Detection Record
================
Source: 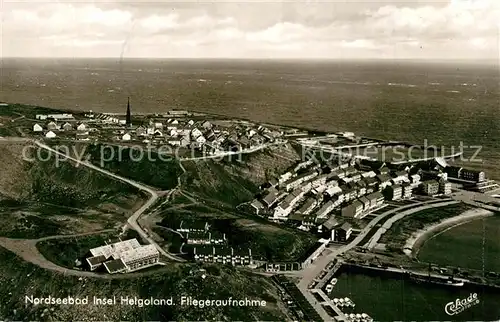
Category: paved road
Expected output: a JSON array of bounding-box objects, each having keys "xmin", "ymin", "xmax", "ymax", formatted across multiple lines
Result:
[
  {"xmin": 452, "ymin": 189, "xmax": 500, "ymax": 211},
  {"xmin": 0, "ymin": 229, "xmax": 173, "ymax": 279},
  {"xmin": 34, "ymin": 141, "xmax": 182, "ymax": 262}
]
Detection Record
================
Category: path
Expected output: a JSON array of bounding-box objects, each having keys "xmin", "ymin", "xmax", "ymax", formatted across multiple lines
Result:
[
  {"xmin": 34, "ymin": 141, "xmax": 182, "ymax": 262},
  {"xmin": 0, "ymin": 229, "xmax": 173, "ymax": 279}
]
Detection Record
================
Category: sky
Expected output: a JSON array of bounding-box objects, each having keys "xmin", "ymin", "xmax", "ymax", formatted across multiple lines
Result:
[{"xmin": 1, "ymin": 0, "xmax": 499, "ymax": 59}]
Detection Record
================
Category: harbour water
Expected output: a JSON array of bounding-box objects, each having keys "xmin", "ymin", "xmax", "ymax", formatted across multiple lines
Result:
[
  {"xmin": 330, "ymin": 270, "xmax": 500, "ymax": 321},
  {"xmin": 418, "ymin": 215, "xmax": 500, "ymax": 272}
]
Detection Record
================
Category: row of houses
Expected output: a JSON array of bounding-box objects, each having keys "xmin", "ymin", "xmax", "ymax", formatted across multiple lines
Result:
[
  {"xmin": 340, "ymin": 191, "xmax": 385, "ymax": 219},
  {"xmin": 341, "ymin": 193, "xmax": 384, "ymax": 219},
  {"xmin": 421, "ymin": 178, "xmax": 452, "ymax": 196},
  {"xmin": 193, "ymin": 246, "xmax": 253, "ymax": 266},
  {"xmin": 257, "ymin": 163, "xmax": 416, "ymax": 224},
  {"xmin": 33, "ymin": 122, "xmax": 88, "ymax": 132},
  {"xmin": 185, "ymin": 231, "xmax": 227, "ymax": 245},
  {"xmin": 105, "ymin": 118, "xmax": 281, "ymax": 151}
]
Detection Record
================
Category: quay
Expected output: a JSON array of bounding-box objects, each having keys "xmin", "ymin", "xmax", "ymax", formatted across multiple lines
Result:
[
  {"xmin": 310, "ymin": 288, "xmax": 348, "ymax": 321},
  {"xmin": 316, "ymin": 260, "xmax": 343, "ymax": 290}
]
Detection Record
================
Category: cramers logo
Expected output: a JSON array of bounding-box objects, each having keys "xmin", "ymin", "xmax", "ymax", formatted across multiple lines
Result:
[{"xmin": 445, "ymin": 293, "xmax": 480, "ymax": 316}]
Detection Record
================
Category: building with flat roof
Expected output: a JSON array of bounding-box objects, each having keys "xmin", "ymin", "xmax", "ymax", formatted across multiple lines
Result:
[
  {"xmin": 439, "ymin": 178, "xmax": 452, "ymax": 195},
  {"xmin": 86, "ymin": 239, "xmax": 160, "ymax": 274},
  {"xmin": 385, "ymin": 184, "xmax": 402, "ymax": 201}
]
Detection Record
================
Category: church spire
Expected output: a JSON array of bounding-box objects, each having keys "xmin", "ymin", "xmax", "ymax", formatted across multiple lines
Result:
[{"xmin": 126, "ymin": 97, "xmax": 131, "ymax": 126}]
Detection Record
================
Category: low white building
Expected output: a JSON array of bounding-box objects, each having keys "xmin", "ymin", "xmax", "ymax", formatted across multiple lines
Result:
[
  {"xmin": 122, "ymin": 133, "xmax": 131, "ymax": 141},
  {"xmin": 86, "ymin": 239, "xmax": 160, "ymax": 274}
]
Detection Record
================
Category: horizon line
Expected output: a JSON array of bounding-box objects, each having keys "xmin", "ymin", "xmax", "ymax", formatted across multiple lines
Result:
[{"xmin": 1, "ymin": 56, "xmax": 498, "ymax": 63}]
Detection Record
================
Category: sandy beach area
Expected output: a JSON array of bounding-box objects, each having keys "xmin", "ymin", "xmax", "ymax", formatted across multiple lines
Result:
[{"xmin": 403, "ymin": 208, "xmax": 494, "ymax": 258}]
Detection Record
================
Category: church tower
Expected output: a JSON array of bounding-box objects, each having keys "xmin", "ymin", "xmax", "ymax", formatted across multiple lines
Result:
[{"xmin": 126, "ymin": 97, "xmax": 131, "ymax": 127}]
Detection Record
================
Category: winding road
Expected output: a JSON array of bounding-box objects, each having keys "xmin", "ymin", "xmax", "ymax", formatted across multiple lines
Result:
[{"xmin": 34, "ymin": 142, "xmax": 174, "ymax": 256}]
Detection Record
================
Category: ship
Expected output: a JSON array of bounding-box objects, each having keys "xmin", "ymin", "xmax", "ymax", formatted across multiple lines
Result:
[
  {"xmin": 409, "ymin": 263, "xmax": 465, "ymax": 287},
  {"xmin": 410, "ymin": 274, "xmax": 464, "ymax": 287}
]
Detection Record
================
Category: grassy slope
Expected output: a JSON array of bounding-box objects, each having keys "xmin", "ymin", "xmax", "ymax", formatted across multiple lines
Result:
[
  {"xmin": 159, "ymin": 143, "xmax": 318, "ymax": 262},
  {"xmin": 0, "ymin": 143, "xmax": 141, "ymax": 238},
  {"xmin": 0, "ymin": 247, "xmax": 286, "ymax": 321},
  {"xmin": 85, "ymin": 144, "xmax": 182, "ymax": 190},
  {"xmin": 182, "ymin": 144, "xmax": 300, "ymax": 207}
]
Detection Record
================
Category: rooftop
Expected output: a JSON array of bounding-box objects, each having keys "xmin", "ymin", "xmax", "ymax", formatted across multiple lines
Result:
[
  {"xmin": 104, "ymin": 258, "xmax": 127, "ymax": 274},
  {"xmin": 90, "ymin": 239, "xmax": 141, "ymax": 259}
]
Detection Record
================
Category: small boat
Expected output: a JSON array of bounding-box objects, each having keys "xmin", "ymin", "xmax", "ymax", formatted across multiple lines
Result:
[
  {"xmin": 325, "ymin": 284, "xmax": 334, "ymax": 293},
  {"xmin": 331, "ymin": 278, "xmax": 338, "ymax": 286}
]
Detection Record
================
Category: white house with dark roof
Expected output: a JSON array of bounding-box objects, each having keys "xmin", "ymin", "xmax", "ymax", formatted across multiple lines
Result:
[
  {"xmin": 62, "ymin": 122, "xmax": 73, "ymax": 131},
  {"xmin": 47, "ymin": 121, "xmax": 58, "ymax": 130},
  {"xmin": 250, "ymin": 199, "xmax": 265, "ymax": 215}
]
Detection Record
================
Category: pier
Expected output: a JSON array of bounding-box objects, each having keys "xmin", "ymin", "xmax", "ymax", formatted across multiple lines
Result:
[{"xmin": 311, "ymin": 288, "xmax": 348, "ymax": 321}]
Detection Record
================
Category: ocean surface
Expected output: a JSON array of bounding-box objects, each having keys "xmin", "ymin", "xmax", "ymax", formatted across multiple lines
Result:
[{"xmin": 1, "ymin": 58, "xmax": 499, "ymax": 178}]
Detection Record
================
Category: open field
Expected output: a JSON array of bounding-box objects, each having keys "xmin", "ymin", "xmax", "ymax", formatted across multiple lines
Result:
[
  {"xmin": 0, "ymin": 247, "xmax": 287, "ymax": 321},
  {"xmin": 85, "ymin": 144, "xmax": 182, "ymax": 190},
  {"xmin": 418, "ymin": 215, "xmax": 500, "ymax": 272}
]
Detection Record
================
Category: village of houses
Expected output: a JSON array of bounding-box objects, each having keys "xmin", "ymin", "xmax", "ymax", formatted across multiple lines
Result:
[
  {"xmin": 248, "ymin": 152, "xmax": 493, "ymax": 266},
  {"xmin": 30, "ymin": 109, "xmax": 285, "ymax": 156},
  {"xmin": 25, "ymin": 108, "xmax": 497, "ymax": 275}
]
